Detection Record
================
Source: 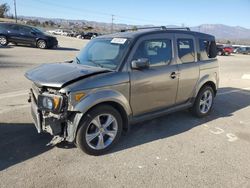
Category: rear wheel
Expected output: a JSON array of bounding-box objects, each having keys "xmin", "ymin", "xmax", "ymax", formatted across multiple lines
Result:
[
  {"xmin": 76, "ymin": 105, "xmax": 123, "ymax": 155},
  {"xmin": 217, "ymin": 51, "xmax": 222, "ymax": 56},
  {"xmin": 191, "ymin": 86, "xmax": 214, "ymax": 117},
  {"xmin": 0, "ymin": 35, "xmax": 8, "ymax": 46},
  {"xmin": 37, "ymin": 39, "xmax": 47, "ymax": 49}
]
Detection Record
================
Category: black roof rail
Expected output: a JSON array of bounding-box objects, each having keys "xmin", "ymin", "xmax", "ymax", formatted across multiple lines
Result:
[
  {"xmin": 120, "ymin": 26, "xmax": 190, "ymax": 32},
  {"xmin": 165, "ymin": 27, "xmax": 191, "ymax": 31},
  {"xmin": 120, "ymin": 26, "xmax": 166, "ymax": 32}
]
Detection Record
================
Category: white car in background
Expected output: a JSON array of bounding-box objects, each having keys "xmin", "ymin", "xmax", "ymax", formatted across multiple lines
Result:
[{"xmin": 47, "ymin": 29, "xmax": 69, "ymax": 36}]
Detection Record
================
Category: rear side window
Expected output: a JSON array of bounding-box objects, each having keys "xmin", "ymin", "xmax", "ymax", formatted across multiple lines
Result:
[
  {"xmin": 0, "ymin": 24, "xmax": 10, "ymax": 30},
  {"xmin": 133, "ymin": 39, "xmax": 172, "ymax": 66},
  {"xmin": 199, "ymin": 39, "xmax": 217, "ymax": 60},
  {"xmin": 177, "ymin": 39, "xmax": 195, "ymax": 63}
]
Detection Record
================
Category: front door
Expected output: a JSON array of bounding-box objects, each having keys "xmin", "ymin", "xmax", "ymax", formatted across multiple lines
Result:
[{"xmin": 129, "ymin": 33, "xmax": 179, "ymax": 116}]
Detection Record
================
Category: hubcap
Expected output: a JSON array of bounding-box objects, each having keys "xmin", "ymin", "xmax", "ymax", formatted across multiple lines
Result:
[
  {"xmin": 38, "ymin": 41, "xmax": 46, "ymax": 48},
  {"xmin": 199, "ymin": 90, "xmax": 213, "ymax": 114},
  {"xmin": 85, "ymin": 114, "xmax": 118, "ymax": 150},
  {"xmin": 0, "ymin": 37, "xmax": 7, "ymax": 45}
]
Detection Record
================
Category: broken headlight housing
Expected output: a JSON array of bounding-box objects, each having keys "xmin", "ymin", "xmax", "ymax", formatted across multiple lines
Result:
[{"xmin": 38, "ymin": 94, "xmax": 63, "ymax": 113}]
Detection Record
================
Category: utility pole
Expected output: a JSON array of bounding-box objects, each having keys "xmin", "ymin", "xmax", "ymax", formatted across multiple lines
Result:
[
  {"xmin": 111, "ymin": 14, "xmax": 114, "ymax": 33},
  {"xmin": 13, "ymin": 0, "xmax": 17, "ymax": 23}
]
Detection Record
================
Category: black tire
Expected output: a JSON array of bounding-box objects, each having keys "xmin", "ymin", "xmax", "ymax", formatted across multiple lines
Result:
[
  {"xmin": 37, "ymin": 39, "xmax": 47, "ymax": 49},
  {"xmin": 191, "ymin": 86, "xmax": 214, "ymax": 118},
  {"xmin": 76, "ymin": 105, "xmax": 123, "ymax": 155},
  {"xmin": 0, "ymin": 35, "xmax": 8, "ymax": 46}
]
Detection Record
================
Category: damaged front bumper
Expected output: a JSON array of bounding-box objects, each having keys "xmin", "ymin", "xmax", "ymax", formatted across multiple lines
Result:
[{"xmin": 29, "ymin": 89, "xmax": 68, "ymax": 145}]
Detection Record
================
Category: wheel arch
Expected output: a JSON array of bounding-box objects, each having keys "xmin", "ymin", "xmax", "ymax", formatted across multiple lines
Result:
[
  {"xmin": 196, "ymin": 80, "xmax": 217, "ymax": 98},
  {"xmin": 66, "ymin": 90, "xmax": 132, "ymax": 142},
  {"xmin": 194, "ymin": 74, "xmax": 218, "ymax": 99}
]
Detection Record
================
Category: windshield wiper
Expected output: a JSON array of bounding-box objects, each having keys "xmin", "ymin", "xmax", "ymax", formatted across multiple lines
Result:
[
  {"xmin": 88, "ymin": 59, "xmax": 104, "ymax": 68},
  {"xmin": 75, "ymin": 57, "xmax": 80, "ymax": 64}
]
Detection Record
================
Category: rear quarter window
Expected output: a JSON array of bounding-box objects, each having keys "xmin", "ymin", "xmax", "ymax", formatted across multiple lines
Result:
[{"xmin": 199, "ymin": 39, "xmax": 217, "ymax": 60}]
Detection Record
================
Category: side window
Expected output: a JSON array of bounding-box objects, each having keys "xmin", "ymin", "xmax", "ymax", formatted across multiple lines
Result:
[
  {"xmin": 199, "ymin": 39, "xmax": 217, "ymax": 60},
  {"xmin": 19, "ymin": 26, "xmax": 31, "ymax": 33},
  {"xmin": 177, "ymin": 39, "xmax": 195, "ymax": 63},
  {"xmin": 10, "ymin": 25, "xmax": 20, "ymax": 31},
  {"xmin": 133, "ymin": 39, "xmax": 172, "ymax": 66}
]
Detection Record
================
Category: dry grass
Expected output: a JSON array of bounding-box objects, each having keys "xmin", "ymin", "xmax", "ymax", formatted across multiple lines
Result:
[{"xmin": 0, "ymin": 18, "xmax": 19, "ymax": 23}]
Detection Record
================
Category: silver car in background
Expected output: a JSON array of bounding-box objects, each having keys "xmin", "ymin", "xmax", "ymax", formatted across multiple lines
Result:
[{"xmin": 25, "ymin": 27, "xmax": 219, "ymax": 155}]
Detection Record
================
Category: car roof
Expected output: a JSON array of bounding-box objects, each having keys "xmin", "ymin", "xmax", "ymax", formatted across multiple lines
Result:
[
  {"xmin": 98, "ymin": 28, "xmax": 215, "ymax": 40},
  {"xmin": 0, "ymin": 22, "xmax": 34, "ymax": 28}
]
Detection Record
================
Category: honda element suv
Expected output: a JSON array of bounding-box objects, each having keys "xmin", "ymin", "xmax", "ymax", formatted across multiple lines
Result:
[{"xmin": 25, "ymin": 27, "xmax": 219, "ymax": 155}]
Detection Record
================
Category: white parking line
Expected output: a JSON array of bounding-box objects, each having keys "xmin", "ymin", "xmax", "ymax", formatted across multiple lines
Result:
[
  {"xmin": 0, "ymin": 90, "xmax": 27, "ymax": 100},
  {"xmin": 242, "ymin": 74, "xmax": 250, "ymax": 80},
  {"xmin": 0, "ymin": 104, "xmax": 30, "ymax": 114}
]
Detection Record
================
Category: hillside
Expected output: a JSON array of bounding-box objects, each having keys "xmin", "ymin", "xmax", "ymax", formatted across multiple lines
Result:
[{"xmin": 2, "ymin": 16, "xmax": 250, "ymax": 42}]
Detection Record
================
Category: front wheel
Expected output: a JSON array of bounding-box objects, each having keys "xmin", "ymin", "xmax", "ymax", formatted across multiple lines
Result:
[
  {"xmin": 0, "ymin": 35, "xmax": 8, "ymax": 46},
  {"xmin": 37, "ymin": 39, "xmax": 47, "ymax": 49},
  {"xmin": 191, "ymin": 86, "xmax": 214, "ymax": 117},
  {"xmin": 76, "ymin": 105, "xmax": 123, "ymax": 155}
]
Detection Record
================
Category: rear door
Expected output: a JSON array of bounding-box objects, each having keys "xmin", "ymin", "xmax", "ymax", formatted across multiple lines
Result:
[
  {"xmin": 6, "ymin": 25, "xmax": 21, "ymax": 42},
  {"xmin": 175, "ymin": 34, "xmax": 199, "ymax": 104}
]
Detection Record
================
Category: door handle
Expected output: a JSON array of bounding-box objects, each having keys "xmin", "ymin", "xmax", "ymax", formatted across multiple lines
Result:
[{"xmin": 170, "ymin": 72, "xmax": 178, "ymax": 79}]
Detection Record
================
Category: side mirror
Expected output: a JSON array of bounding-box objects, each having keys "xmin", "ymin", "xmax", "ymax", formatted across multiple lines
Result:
[{"xmin": 131, "ymin": 58, "xmax": 149, "ymax": 69}]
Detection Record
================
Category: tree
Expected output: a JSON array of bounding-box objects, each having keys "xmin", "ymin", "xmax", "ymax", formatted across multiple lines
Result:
[{"xmin": 0, "ymin": 3, "xmax": 10, "ymax": 18}]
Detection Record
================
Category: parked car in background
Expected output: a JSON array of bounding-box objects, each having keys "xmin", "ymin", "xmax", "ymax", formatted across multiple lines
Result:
[
  {"xmin": 25, "ymin": 27, "xmax": 219, "ymax": 155},
  {"xmin": 216, "ymin": 44, "xmax": 233, "ymax": 55},
  {"xmin": 237, "ymin": 47, "xmax": 250, "ymax": 55},
  {"xmin": 76, "ymin": 32, "xmax": 85, "ymax": 39},
  {"xmin": 0, "ymin": 23, "xmax": 58, "ymax": 49},
  {"xmin": 68, "ymin": 30, "xmax": 79, "ymax": 37},
  {"xmin": 51, "ymin": 29, "xmax": 68, "ymax": 36},
  {"xmin": 232, "ymin": 46, "xmax": 241, "ymax": 53},
  {"xmin": 83, "ymin": 32, "xmax": 99, "ymax": 39}
]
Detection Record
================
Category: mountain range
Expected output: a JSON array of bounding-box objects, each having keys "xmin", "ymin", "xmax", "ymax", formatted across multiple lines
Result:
[{"xmin": 19, "ymin": 16, "xmax": 250, "ymax": 40}]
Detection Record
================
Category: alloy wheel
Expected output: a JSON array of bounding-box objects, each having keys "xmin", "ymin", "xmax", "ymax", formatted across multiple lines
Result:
[
  {"xmin": 199, "ymin": 90, "xmax": 213, "ymax": 114},
  {"xmin": 85, "ymin": 114, "xmax": 118, "ymax": 150},
  {"xmin": 0, "ymin": 36, "xmax": 7, "ymax": 45}
]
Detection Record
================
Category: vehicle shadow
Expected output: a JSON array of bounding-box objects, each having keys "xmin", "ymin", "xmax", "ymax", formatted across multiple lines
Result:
[
  {"xmin": 2, "ymin": 44, "xmax": 79, "ymax": 51},
  {"xmin": 0, "ymin": 45, "xmax": 13, "ymax": 49},
  {"xmin": 111, "ymin": 87, "xmax": 250, "ymax": 154},
  {"xmin": 51, "ymin": 47, "xmax": 79, "ymax": 51},
  {"xmin": 0, "ymin": 87, "xmax": 249, "ymax": 170},
  {"xmin": 0, "ymin": 123, "xmax": 52, "ymax": 171}
]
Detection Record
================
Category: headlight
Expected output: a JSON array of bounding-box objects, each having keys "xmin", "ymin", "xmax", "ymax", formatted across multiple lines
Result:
[
  {"xmin": 42, "ymin": 97, "xmax": 53, "ymax": 110},
  {"xmin": 38, "ymin": 94, "xmax": 63, "ymax": 113}
]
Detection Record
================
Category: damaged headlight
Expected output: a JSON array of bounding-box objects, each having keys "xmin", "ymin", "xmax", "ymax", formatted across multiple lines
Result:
[{"xmin": 38, "ymin": 94, "xmax": 63, "ymax": 113}]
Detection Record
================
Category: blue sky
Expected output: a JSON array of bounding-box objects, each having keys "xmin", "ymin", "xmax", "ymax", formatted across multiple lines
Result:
[{"xmin": 3, "ymin": 0, "xmax": 250, "ymax": 28}]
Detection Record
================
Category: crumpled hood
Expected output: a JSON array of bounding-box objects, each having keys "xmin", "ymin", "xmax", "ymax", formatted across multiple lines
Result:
[{"xmin": 25, "ymin": 62, "xmax": 111, "ymax": 88}]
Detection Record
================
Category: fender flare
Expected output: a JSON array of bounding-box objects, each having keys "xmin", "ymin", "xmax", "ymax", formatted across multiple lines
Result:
[
  {"xmin": 66, "ymin": 89, "xmax": 132, "ymax": 142},
  {"xmin": 193, "ymin": 74, "xmax": 218, "ymax": 98}
]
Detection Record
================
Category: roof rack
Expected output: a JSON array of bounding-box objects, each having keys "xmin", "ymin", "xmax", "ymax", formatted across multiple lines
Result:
[{"xmin": 120, "ymin": 26, "xmax": 190, "ymax": 32}]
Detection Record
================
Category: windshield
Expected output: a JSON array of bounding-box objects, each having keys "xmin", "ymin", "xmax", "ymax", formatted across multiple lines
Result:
[{"xmin": 75, "ymin": 38, "xmax": 130, "ymax": 70}]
